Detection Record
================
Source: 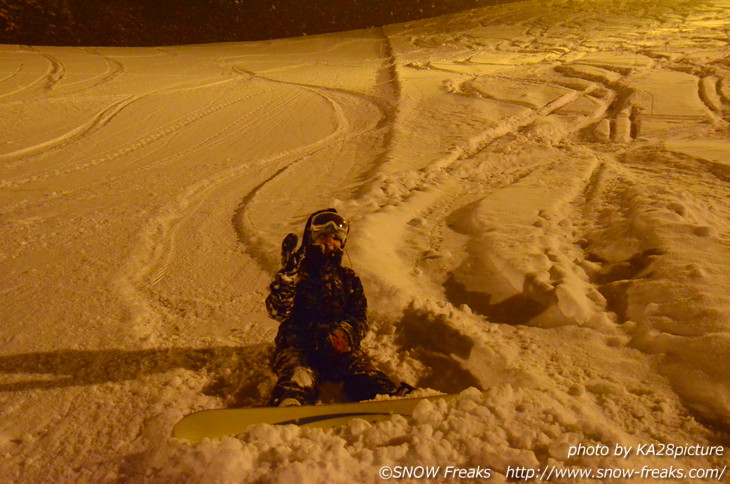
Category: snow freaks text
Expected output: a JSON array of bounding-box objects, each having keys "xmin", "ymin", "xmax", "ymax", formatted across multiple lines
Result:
[
  {"xmin": 377, "ymin": 443, "xmax": 726, "ymax": 480},
  {"xmin": 379, "ymin": 466, "xmax": 490, "ymax": 480}
]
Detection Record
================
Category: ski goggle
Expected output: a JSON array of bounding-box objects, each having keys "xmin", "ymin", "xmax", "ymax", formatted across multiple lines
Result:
[{"xmin": 310, "ymin": 212, "xmax": 349, "ymax": 241}]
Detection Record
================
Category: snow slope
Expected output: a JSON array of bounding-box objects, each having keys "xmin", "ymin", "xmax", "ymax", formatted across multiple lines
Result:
[{"xmin": 1, "ymin": 0, "xmax": 729, "ymax": 481}]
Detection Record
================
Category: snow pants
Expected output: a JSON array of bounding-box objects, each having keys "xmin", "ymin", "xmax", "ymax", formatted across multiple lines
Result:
[{"xmin": 269, "ymin": 344, "xmax": 397, "ymax": 406}]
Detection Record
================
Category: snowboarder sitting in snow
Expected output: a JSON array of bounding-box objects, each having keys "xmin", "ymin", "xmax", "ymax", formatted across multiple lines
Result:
[{"xmin": 266, "ymin": 208, "xmax": 407, "ymax": 406}]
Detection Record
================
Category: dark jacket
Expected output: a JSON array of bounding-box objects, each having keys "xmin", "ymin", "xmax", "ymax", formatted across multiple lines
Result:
[{"xmin": 266, "ymin": 248, "xmax": 368, "ymax": 357}]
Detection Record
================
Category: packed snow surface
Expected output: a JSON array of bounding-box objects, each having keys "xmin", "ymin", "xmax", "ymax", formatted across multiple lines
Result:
[{"xmin": 1, "ymin": 0, "xmax": 730, "ymax": 481}]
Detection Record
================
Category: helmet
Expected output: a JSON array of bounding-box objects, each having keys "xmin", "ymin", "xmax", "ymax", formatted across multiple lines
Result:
[{"xmin": 303, "ymin": 208, "xmax": 350, "ymax": 248}]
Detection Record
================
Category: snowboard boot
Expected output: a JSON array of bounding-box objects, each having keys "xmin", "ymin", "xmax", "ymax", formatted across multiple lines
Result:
[
  {"xmin": 392, "ymin": 382, "xmax": 415, "ymax": 397},
  {"xmin": 278, "ymin": 397, "xmax": 302, "ymax": 407}
]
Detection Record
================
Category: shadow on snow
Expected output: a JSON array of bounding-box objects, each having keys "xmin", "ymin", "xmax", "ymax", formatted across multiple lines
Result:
[{"xmin": 0, "ymin": 345, "xmax": 275, "ymax": 405}]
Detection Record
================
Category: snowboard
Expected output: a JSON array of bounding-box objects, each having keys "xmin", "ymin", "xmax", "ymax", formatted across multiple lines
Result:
[{"xmin": 173, "ymin": 393, "xmax": 459, "ymax": 442}]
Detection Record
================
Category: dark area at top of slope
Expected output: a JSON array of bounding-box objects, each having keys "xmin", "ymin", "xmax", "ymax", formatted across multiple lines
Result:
[{"xmin": 1, "ymin": 0, "xmax": 515, "ymax": 47}]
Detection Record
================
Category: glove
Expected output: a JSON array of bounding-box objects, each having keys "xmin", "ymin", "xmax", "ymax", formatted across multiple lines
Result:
[
  {"xmin": 281, "ymin": 233, "xmax": 303, "ymax": 274},
  {"xmin": 326, "ymin": 328, "xmax": 352, "ymax": 355}
]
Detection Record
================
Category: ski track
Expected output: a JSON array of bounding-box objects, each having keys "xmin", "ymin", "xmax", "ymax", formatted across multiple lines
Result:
[
  {"xmin": 207, "ymin": 0, "xmax": 727, "ymax": 401},
  {"xmin": 232, "ymin": 35, "xmax": 398, "ymax": 273},
  {"xmin": 0, "ymin": 50, "xmax": 69, "ymax": 100},
  {"xmin": 0, "ymin": 76, "xmax": 274, "ymax": 207},
  {"xmin": 0, "ymin": 64, "xmax": 22, "ymax": 85},
  {"xmin": 38, "ymin": 53, "xmax": 66, "ymax": 91},
  {"xmin": 329, "ymin": 0, "xmax": 730, "ymax": 402},
  {"xmin": 119, "ymin": 75, "xmax": 384, "ymax": 344},
  {"xmin": 0, "ymin": 94, "xmax": 139, "ymax": 165},
  {"xmin": 0, "ymin": 52, "xmax": 54, "ymax": 101},
  {"xmin": 52, "ymin": 52, "xmax": 126, "ymax": 95}
]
